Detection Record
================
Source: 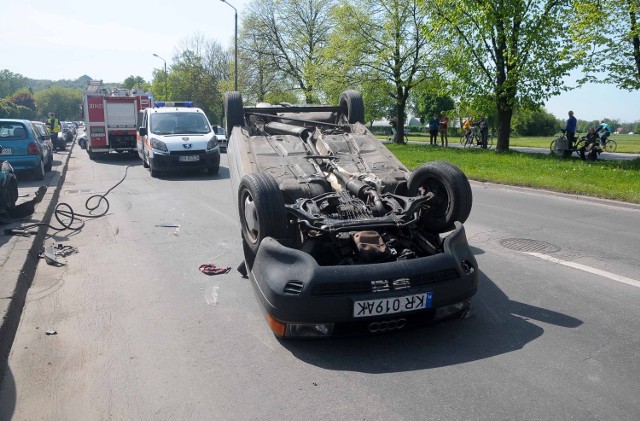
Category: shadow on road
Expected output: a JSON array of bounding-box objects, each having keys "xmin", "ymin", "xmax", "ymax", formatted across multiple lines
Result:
[
  {"xmin": 282, "ymin": 272, "xmax": 582, "ymax": 373},
  {"xmin": 0, "ymin": 365, "xmax": 16, "ymax": 420}
]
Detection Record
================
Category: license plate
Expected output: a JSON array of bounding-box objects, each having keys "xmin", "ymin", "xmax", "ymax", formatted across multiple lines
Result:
[
  {"xmin": 353, "ymin": 292, "xmax": 433, "ymax": 318},
  {"xmin": 1, "ymin": 148, "xmax": 12, "ymax": 155},
  {"xmin": 179, "ymin": 155, "xmax": 200, "ymax": 162}
]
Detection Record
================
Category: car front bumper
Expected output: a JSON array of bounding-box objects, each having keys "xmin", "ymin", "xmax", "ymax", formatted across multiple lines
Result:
[
  {"xmin": 149, "ymin": 149, "xmax": 220, "ymax": 171},
  {"xmin": 249, "ymin": 223, "xmax": 478, "ymax": 337}
]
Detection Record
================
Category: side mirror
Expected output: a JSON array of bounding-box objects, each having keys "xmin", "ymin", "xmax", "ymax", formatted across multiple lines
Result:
[{"xmin": 139, "ymin": 127, "xmax": 147, "ymax": 136}]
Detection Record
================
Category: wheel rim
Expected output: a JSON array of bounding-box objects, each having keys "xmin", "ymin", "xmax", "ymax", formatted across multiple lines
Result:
[
  {"xmin": 242, "ymin": 191, "xmax": 259, "ymax": 243},
  {"xmin": 422, "ymin": 178, "xmax": 449, "ymax": 218}
]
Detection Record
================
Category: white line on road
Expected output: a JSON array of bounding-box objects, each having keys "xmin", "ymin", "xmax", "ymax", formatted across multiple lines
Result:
[{"xmin": 526, "ymin": 252, "xmax": 640, "ymax": 289}]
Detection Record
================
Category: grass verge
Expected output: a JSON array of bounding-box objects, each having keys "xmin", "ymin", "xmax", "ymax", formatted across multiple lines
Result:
[{"xmin": 386, "ymin": 143, "xmax": 640, "ymax": 204}]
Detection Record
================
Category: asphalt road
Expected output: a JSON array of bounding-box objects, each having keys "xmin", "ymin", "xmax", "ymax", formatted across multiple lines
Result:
[{"xmin": 1, "ymin": 144, "xmax": 639, "ymax": 420}]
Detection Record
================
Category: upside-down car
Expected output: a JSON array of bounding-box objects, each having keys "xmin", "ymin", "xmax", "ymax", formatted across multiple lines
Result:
[{"xmin": 224, "ymin": 90, "xmax": 478, "ymax": 338}]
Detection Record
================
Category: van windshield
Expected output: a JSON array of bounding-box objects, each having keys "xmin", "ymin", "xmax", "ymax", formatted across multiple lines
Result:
[{"xmin": 150, "ymin": 113, "xmax": 211, "ymax": 135}]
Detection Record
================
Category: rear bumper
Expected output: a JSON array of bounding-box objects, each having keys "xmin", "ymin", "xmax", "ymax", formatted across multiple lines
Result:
[{"xmin": 249, "ymin": 223, "xmax": 478, "ymax": 335}]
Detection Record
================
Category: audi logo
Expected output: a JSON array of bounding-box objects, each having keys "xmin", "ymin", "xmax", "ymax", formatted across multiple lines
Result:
[{"xmin": 368, "ymin": 318, "xmax": 407, "ymax": 333}]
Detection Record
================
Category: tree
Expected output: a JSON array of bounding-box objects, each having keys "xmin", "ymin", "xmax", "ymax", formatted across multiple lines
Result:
[
  {"xmin": 327, "ymin": 0, "xmax": 436, "ymax": 144},
  {"xmin": 424, "ymin": 0, "xmax": 582, "ymax": 151},
  {"xmin": 167, "ymin": 33, "xmax": 231, "ymax": 124},
  {"xmin": 0, "ymin": 69, "xmax": 28, "ymax": 98},
  {"xmin": 242, "ymin": 0, "xmax": 335, "ymax": 104},
  {"xmin": 123, "ymin": 75, "xmax": 147, "ymax": 91},
  {"xmin": 34, "ymin": 86, "xmax": 83, "ymax": 121},
  {"xmin": 8, "ymin": 89, "xmax": 37, "ymax": 113},
  {"xmin": 573, "ymin": 0, "xmax": 640, "ymax": 90}
]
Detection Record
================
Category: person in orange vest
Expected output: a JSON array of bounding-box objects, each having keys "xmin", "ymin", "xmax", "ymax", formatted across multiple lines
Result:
[{"xmin": 47, "ymin": 112, "xmax": 63, "ymax": 151}]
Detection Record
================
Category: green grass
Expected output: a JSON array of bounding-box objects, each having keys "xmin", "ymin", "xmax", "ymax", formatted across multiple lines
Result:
[{"xmin": 385, "ymin": 143, "xmax": 640, "ymax": 204}]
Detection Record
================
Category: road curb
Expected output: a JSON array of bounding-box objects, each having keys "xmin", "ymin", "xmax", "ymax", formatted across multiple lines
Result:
[{"xmin": 0, "ymin": 142, "xmax": 74, "ymax": 385}]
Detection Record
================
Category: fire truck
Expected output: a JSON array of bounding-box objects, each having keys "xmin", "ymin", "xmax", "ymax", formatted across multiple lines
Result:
[{"xmin": 82, "ymin": 80, "xmax": 151, "ymax": 159}]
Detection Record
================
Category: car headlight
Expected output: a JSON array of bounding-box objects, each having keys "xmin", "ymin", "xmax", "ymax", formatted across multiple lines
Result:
[
  {"xmin": 150, "ymin": 137, "xmax": 168, "ymax": 152},
  {"xmin": 207, "ymin": 136, "xmax": 218, "ymax": 151}
]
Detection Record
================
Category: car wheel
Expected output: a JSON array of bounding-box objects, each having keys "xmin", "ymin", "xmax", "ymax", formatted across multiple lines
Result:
[
  {"xmin": 208, "ymin": 165, "xmax": 219, "ymax": 175},
  {"xmin": 1, "ymin": 179, "xmax": 18, "ymax": 212},
  {"xmin": 340, "ymin": 90, "xmax": 365, "ymax": 124},
  {"xmin": 238, "ymin": 173, "xmax": 288, "ymax": 260},
  {"xmin": 33, "ymin": 159, "xmax": 45, "ymax": 181},
  {"xmin": 44, "ymin": 155, "xmax": 53, "ymax": 172},
  {"xmin": 142, "ymin": 153, "xmax": 149, "ymax": 168},
  {"xmin": 224, "ymin": 91, "xmax": 244, "ymax": 139},
  {"xmin": 408, "ymin": 161, "xmax": 473, "ymax": 233}
]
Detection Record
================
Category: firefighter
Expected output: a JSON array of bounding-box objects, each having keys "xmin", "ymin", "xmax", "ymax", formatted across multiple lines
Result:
[{"xmin": 47, "ymin": 112, "xmax": 63, "ymax": 151}]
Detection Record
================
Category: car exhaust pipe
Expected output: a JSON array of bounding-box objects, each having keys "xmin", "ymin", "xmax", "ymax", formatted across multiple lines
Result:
[{"xmin": 264, "ymin": 122, "xmax": 311, "ymax": 141}]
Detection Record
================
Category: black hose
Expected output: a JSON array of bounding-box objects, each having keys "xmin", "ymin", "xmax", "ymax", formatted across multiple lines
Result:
[{"xmin": 15, "ymin": 165, "xmax": 132, "ymax": 234}]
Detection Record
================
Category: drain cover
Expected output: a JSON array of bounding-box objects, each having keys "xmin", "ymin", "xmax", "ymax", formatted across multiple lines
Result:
[{"xmin": 499, "ymin": 238, "xmax": 561, "ymax": 253}]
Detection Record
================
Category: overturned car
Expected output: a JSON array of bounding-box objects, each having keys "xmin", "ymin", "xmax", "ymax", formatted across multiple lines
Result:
[{"xmin": 224, "ymin": 90, "xmax": 478, "ymax": 338}]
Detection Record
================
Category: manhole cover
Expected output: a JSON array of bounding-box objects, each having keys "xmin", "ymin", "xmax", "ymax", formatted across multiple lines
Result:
[{"xmin": 499, "ymin": 238, "xmax": 561, "ymax": 253}]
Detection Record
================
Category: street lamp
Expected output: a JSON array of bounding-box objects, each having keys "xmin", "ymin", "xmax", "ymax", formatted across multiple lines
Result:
[
  {"xmin": 220, "ymin": 0, "xmax": 238, "ymax": 91},
  {"xmin": 152, "ymin": 53, "xmax": 168, "ymax": 101}
]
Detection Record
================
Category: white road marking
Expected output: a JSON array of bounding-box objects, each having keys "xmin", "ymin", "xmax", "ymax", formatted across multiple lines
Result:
[{"xmin": 526, "ymin": 252, "xmax": 640, "ymax": 289}]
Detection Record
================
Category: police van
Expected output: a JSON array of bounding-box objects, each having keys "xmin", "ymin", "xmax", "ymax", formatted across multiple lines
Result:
[{"xmin": 137, "ymin": 102, "xmax": 220, "ymax": 177}]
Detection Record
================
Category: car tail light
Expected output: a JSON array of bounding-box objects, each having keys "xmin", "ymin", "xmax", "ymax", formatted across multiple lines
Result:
[{"xmin": 27, "ymin": 142, "xmax": 39, "ymax": 155}]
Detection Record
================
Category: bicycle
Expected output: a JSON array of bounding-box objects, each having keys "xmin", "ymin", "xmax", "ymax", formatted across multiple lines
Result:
[
  {"xmin": 460, "ymin": 126, "xmax": 493, "ymax": 149},
  {"xmin": 600, "ymin": 136, "xmax": 617, "ymax": 152},
  {"xmin": 550, "ymin": 130, "xmax": 580, "ymax": 158}
]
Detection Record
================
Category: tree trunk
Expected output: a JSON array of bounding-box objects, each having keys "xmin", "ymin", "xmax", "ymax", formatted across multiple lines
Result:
[
  {"xmin": 496, "ymin": 99, "xmax": 513, "ymax": 152},
  {"xmin": 395, "ymin": 84, "xmax": 407, "ymax": 144}
]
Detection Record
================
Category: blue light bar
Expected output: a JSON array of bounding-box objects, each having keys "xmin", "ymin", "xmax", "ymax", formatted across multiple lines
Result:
[{"xmin": 154, "ymin": 101, "xmax": 193, "ymax": 108}]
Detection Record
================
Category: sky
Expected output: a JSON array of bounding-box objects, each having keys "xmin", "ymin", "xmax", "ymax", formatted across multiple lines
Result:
[{"xmin": 2, "ymin": 0, "xmax": 639, "ymax": 123}]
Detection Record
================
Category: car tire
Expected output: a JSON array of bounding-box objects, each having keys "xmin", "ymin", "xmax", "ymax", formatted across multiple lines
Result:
[
  {"xmin": 44, "ymin": 155, "xmax": 53, "ymax": 172},
  {"xmin": 238, "ymin": 173, "xmax": 288, "ymax": 260},
  {"xmin": 224, "ymin": 91, "xmax": 244, "ymax": 139},
  {"xmin": 33, "ymin": 159, "xmax": 45, "ymax": 181},
  {"xmin": 1, "ymin": 178, "xmax": 18, "ymax": 212},
  {"xmin": 408, "ymin": 161, "xmax": 473, "ymax": 233},
  {"xmin": 340, "ymin": 90, "xmax": 365, "ymax": 124}
]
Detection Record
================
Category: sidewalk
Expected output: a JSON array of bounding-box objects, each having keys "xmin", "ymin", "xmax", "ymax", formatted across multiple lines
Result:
[{"xmin": 0, "ymin": 143, "xmax": 73, "ymax": 381}]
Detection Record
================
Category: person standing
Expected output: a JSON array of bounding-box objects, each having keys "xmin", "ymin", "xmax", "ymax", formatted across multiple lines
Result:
[
  {"xmin": 428, "ymin": 113, "xmax": 440, "ymax": 146},
  {"xmin": 47, "ymin": 112, "xmax": 62, "ymax": 151},
  {"xmin": 478, "ymin": 116, "xmax": 489, "ymax": 148},
  {"xmin": 565, "ymin": 110, "xmax": 577, "ymax": 149},
  {"xmin": 439, "ymin": 113, "xmax": 449, "ymax": 147}
]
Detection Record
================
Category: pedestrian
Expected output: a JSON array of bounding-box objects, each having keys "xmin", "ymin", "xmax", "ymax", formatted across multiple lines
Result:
[
  {"xmin": 428, "ymin": 113, "xmax": 439, "ymax": 146},
  {"xmin": 47, "ymin": 112, "xmax": 62, "ymax": 151},
  {"xmin": 439, "ymin": 112, "xmax": 449, "ymax": 147},
  {"xmin": 478, "ymin": 116, "xmax": 489, "ymax": 148},
  {"xmin": 565, "ymin": 110, "xmax": 577, "ymax": 149}
]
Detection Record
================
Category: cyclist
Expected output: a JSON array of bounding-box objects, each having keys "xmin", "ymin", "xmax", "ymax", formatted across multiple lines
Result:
[
  {"xmin": 578, "ymin": 127, "xmax": 602, "ymax": 161},
  {"xmin": 595, "ymin": 121, "xmax": 611, "ymax": 148},
  {"xmin": 462, "ymin": 118, "xmax": 474, "ymax": 143}
]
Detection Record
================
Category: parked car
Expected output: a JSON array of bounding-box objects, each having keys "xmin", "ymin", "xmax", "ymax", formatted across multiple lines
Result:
[
  {"xmin": 0, "ymin": 119, "xmax": 53, "ymax": 180},
  {"xmin": 224, "ymin": 90, "xmax": 478, "ymax": 338},
  {"xmin": 212, "ymin": 125, "xmax": 227, "ymax": 152},
  {"xmin": 31, "ymin": 121, "xmax": 55, "ymax": 167},
  {"xmin": 0, "ymin": 161, "xmax": 18, "ymax": 216}
]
